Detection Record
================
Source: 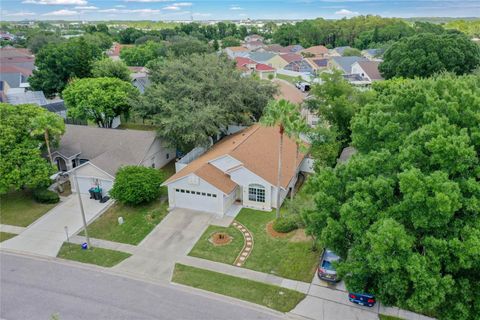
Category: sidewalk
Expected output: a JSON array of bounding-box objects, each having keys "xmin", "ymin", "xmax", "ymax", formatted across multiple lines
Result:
[{"xmin": 0, "ymin": 224, "xmax": 25, "ymax": 234}]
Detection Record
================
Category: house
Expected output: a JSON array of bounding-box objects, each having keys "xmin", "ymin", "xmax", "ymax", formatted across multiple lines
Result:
[
  {"xmin": 361, "ymin": 48, "xmax": 384, "ymax": 61},
  {"xmin": 107, "ymin": 42, "xmax": 133, "ymax": 61},
  {"xmin": 225, "ymin": 46, "xmax": 250, "ymax": 59},
  {"xmin": 279, "ymin": 53, "xmax": 303, "ymax": 65},
  {"xmin": 331, "ymin": 46, "xmax": 352, "ymax": 56},
  {"xmin": 0, "ymin": 47, "xmax": 35, "ymax": 89},
  {"xmin": 301, "ymin": 45, "xmax": 329, "ymax": 58},
  {"xmin": 52, "ymin": 125, "xmax": 175, "ymax": 195},
  {"xmin": 244, "ymin": 40, "xmax": 265, "ymax": 51},
  {"xmin": 351, "ymin": 61, "xmax": 384, "ymax": 83},
  {"xmin": 265, "ymin": 44, "xmax": 304, "ymax": 54},
  {"xmin": 0, "ymin": 65, "xmax": 32, "ymax": 89},
  {"xmin": 235, "ymin": 57, "xmax": 276, "ymax": 79},
  {"xmin": 163, "ymin": 124, "xmax": 309, "ymax": 215},
  {"xmin": 245, "ymin": 34, "xmax": 264, "ymax": 42},
  {"xmin": 304, "ymin": 58, "xmax": 329, "ymax": 73},
  {"xmin": 329, "ymin": 56, "xmax": 368, "ymax": 74},
  {"xmin": 284, "ymin": 59, "xmax": 315, "ymax": 74},
  {"xmin": 248, "ymin": 52, "xmax": 287, "ymax": 69}
]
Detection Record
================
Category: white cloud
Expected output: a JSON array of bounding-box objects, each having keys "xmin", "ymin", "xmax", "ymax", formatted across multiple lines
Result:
[
  {"xmin": 173, "ymin": 2, "xmax": 192, "ymax": 6},
  {"xmin": 115, "ymin": 5, "xmax": 126, "ymax": 8},
  {"xmin": 22, "ymin": 0, "xmax": 87, "ymax": 5},
  {"xmin": 98, "ymin": 8, "xmax": 160, "ymax": 14},
  {"xmin": 163, "ymin": 5, "xmax": 180, "ymax": 10},
  {"xmin": 124, "ymin": 0, "xmax": 171, "ymax": 2},
  {"xmin": 335, "ymin": 9, "xmax": 359, "ymax": 15},
  {"xmin": 230, "ymin": 6, "xmax": 243, "ymax": 10},
  {"xmin": 74, "ymin": 5, "xmax": 98, "ymax": 9},
  {"xmin": 43, "ymin": 9, "xmax": 79, "ymax": 15},
  {"xmin": 5, "ymin": 11, "xmax": 36, "ymax": 17},
  {"xmin": 192, "ymin": 12, "xmax": 211, "ymax": 17}
]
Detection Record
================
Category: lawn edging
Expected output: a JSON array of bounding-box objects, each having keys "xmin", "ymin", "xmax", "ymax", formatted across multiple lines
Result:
[{"xmin": 172, "ymin": 263, "xmax": 306, "ymax": 313}]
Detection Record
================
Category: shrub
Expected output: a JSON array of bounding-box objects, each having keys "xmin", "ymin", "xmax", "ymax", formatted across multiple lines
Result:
[
  {"xmin": 33, "ymin": 189, "xmax": 60, "ymax": 204},
  {"xmin": 273, "ymin": 216, "xmax": 299, "ymax": 233},
  {"xmin": 109, "ymin": 166, "xmax": 166, "ymax": 205}
]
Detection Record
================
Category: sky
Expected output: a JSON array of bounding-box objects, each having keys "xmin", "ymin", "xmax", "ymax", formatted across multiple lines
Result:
[{"xmin": 1, "ymin": 0, "xmax": 480, "ymax": 21}]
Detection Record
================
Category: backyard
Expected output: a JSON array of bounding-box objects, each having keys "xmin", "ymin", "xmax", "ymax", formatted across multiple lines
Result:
[
  {"xmin": 0, "ymin": 190, "xmax": 57, "ymax": 227},
  {"xmin": 188, "ymin": 208, "xmax": 319, "ymax": 282}
]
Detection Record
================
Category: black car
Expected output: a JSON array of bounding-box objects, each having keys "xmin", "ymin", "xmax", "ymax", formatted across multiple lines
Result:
[{"xmin": 317, "ymin": 249, "xmax": 341, "ymax": 282}]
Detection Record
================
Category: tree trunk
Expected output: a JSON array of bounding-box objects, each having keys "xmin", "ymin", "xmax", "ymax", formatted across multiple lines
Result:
[
  {"xmin": 44, "ymin": 130, "xmax": 53, "ymax": 165},
  {"xmin": 276, "ymin": 127, "xmax": 284, "ymax": 219},
  {"xmin": 290, "ymin": 142, "xmax": 299, "ymax": 201}
]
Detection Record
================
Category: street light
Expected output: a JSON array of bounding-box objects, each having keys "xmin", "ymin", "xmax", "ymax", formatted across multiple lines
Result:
[{"xmin": 73, "ymin": 169, "xmax": 91, "ymax": 249}]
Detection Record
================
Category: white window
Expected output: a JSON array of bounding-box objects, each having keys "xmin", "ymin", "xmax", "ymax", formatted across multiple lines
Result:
[{"xmin": 248, "ymin": 184, "xmax": 265, "ymax": 203}]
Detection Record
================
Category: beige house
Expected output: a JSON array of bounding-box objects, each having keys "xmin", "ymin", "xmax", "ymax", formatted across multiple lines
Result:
[{"xmin": 248, "ymin": 52, "xmax": 287, "ymax": 69}]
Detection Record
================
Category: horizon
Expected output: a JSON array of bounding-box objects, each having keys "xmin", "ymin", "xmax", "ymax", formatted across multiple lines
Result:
[{"xmin": 1, "ymin": 0, "xmax": 480, "ymax": 21}]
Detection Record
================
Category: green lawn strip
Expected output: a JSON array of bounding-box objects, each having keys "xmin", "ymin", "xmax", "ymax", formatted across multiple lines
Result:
[
  {"xmin": 379, "ymin": 315, "xmax": 404, "ymax": 320},
  {"xmin": 188, "ymin": 225, "xmax": 244, "ymax": 264},
  {"xmin": 0, "ymin": 191, "xmax": 56, "ymax": 227},
  {"xmin": 117, "ymin": 123, "xmax": 158, "ymax": 131},
  {"xmin": 0, "ymin": 232, "xmax": 17, "ymax": 242},
  {"xmin": 57, "ymin": 242, "xmax": 131, "ymax": 267},
  {"xmin": 172, "ymin": 263, "xmax": 305, "ymax": 312},
  {"xmin": 276, "ymin": 74, "xmax": 300, "ymax": 84},
  {"xmin": 236, "ymin": 208, "xmax": 319, "ymax": 282},
  {"xmin": 81, "ymin": 200, "xmax": 168, "ymax": 245}
]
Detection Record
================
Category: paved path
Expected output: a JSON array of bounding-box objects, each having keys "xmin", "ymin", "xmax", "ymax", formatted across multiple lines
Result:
[
  {"xmin": 232, "ymin": 220, "xmax": 254, "ymax": 267},
  {"xmin": 113, "ymin": 208, "xmax": 215, "ymax": 281},
  {"xmin": 0, "ymin": 224, "xmax": 25, "ymax": 234},
  {"xmin": 69, "ymin": 235, "xmax": 137, "ymax": 254},
  {"xmin": 1, "ymin": 252, "xmax": 284, "ymax": 320},
  {"xmin": 0, "ymin": 195, "xmax": 111, "ymax": 257}
]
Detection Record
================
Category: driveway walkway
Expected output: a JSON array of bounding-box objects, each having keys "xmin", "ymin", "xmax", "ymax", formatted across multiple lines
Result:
[
  {"xmin": 113, "ymin": 208, "xmax": 217, "ymax": 281},
  {"xmin": 1, "ymin": 195, "xmax": 111, "ymax": 257}
]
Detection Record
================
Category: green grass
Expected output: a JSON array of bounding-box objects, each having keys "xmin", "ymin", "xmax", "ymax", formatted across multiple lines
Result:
[
  {"xmin": 81, "ymin": 199, "xmax": 169, "ymax": 245},
  {"xmin": 189, "ymin": 225, "xmax": 244, "ymax": 264},
  {"xmin": 0, "ymin": 190, "xmax": 57, "ymax": 227},
  {"xmin": 117, "ymin": 123, "xmax": 158, "ymax": 131},
  {"xmin": 172, "ymin": 264, "xmax": 305, "ymax": 312},
  {"xmin": 379, "ymin": 315, "xmax": 404, "ymax": 320},
  {"xmin": 0, "ymin": 232, "xmax": 16, "ymax": 242},
  {"xmin": 189, "ymin": 208, "xmax": 320, "ymax": 282},
  {"xmin": 57, "ymin": 242, "xmax": 131, "ymax": 267},
  {"xmin": 276, "ymin": 73, "xmax": 301, "ymax": 84}
]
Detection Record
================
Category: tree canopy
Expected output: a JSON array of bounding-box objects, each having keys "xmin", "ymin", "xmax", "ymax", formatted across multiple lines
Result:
[
  {"xmin": 92, "ymin": 58, "xmax": 131, "ymax": 82},
  {"xmin": 63, "ymin": 77, "xmax": 138, "ymax": 128},
  {"xmin": 120, "ymin": 41, "xmax": 167, "ymax": 67},
  {"xmin": 304, "ymin": 74, "xmax": 480, "ymax": 320},
  {"xmin": 29, "ymin": 37, "xmax": 102, "ymax": 97},
  {"xmin": 0, "ymin": 104, "xmax": 64, "ymax": 194},
  {"xmin": 379, "ymin": 33, "xmax": 480, "ymax": 79},
  {"xmin": 134, "ymin": 54, "xmax": 276, "ymax": 151}
]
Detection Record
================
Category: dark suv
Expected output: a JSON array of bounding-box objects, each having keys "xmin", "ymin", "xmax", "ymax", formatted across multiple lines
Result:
[{"xmin": 317, "ymin": 249, "xmax": 340, "ymax": 282}]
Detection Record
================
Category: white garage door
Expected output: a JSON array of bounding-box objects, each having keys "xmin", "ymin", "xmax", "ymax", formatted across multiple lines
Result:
[
  {"xmin": 74, "ymin": 177, "xmax": 114, "ymax": 195},
  {"xmin": 174, "ymin": 188, "xmax": 221, "ymax": 214}
]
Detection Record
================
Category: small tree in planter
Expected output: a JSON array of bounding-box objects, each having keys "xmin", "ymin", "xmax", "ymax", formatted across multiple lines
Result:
[{"xmin": 110, "ymin": 166, "xmax": 166, "ymax": 205}]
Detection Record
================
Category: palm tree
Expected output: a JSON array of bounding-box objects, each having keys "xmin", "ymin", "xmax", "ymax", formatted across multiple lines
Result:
[
  {"xmin": 31, "ymin": 112, "xmax": 65, "ymax": 165},
  {"xmin": 261, "ymin": 99, "xmax": 302, "ymax": 218},
  {"xmin": 289, "ymin": 118, "xmax": 309, "ymax": 200}
]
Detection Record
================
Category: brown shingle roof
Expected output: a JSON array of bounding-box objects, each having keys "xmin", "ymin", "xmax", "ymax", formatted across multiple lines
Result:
[
  {"xmin": 302, "ymin": 45, "xmax": 328, "ymax": 56},
  {"xmin": 165, "ymin": 124, "xmax": 307, "ymax": 193},
  {"xmin": 273, "ymin": 79, "xmax": 306, "ymax": 104},
  {"xmin": 226, "ymin": 46, "xmax": 249, "ymax": 52},
  {"xmin": 356, "ymin": 61, "xmax": 383, "ymax": 80}
]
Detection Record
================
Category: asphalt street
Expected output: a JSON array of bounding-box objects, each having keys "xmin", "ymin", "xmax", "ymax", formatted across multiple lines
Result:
[{"xmin": 0, "ymin": 252, "xmax": 284, "ymax": 320}]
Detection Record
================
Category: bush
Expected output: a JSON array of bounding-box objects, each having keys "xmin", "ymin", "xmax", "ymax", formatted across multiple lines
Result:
[
  {"xmin": 33, "ymin": 189, "xmax": 60, "ymax": 204},
  {"xmin": 109, "ymin": 166, "xmax": 166, "ymax": 205},
  {"xmin": 273, "ymin": 216, "xmax": 299, "ymax": 233}
]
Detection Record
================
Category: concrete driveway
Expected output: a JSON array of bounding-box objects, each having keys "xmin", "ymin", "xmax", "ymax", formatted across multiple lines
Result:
[
  {"xmin": 1, "ymin": 194, "xmax": 111, "ymax": 257},
  {"xmin": 114, "ymin": 208, "xmax": 216, "ymax": 281}
]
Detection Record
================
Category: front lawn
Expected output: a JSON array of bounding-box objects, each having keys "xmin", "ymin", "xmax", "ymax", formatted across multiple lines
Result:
[
  {"xmin": 0, "ymin": 232, "xmax": 16, "ymax": 242},
  {"xmin": 189, "ymin": 225, "xmax": 244, "ymax": 264},
  {"xmin": 379, "ymin": 315, "xmax": 404, "ymax": 320},
  {"xmin": 172, "ymin": 264, "xmax": 305, "ymax": 312},
  {"xmin": 81, "ymin": 199, "xmax": 168, "ymax": 245},
  {"xmin": 188, "ymin": 208, "xmax": 320, "ymax": 282},
  {"xmin": 0, "ymin": 190, "xmax": 57, "ymax": 227},
  {"xmin": 57, "ymin": 242, "xmax": 131, "ymax": 267}
]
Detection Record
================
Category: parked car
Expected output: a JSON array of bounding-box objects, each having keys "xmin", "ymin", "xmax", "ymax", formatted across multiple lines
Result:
[
  {"xmin": 295, "ymin": 81, "xmax": 311, "ymax": 92},
  {"xmin": 317, "ymin": 249, "xmax": 340, "ymax": 282},
  {"xmin": 348, "ymin": 292, "xmax": 376, "ymax": 307}
]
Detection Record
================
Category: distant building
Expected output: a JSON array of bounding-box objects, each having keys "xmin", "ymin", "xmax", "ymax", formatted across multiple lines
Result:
[
  {"xmin": 301, "ymin": 45, "xmax": 329, "ymax": 58},
  {"xmin": 225, "ymin": 46, "xmax": 250, "ymax": 59},
  {"xmin": 361, "ymin": 48, "xmax": 384, "ymax": 61},
  {"xmin": 351, "ymin": 61, "xmax": 384, "ymax": 83},
  {"xmin": 331, "ymin": 46, "xmax": 352, "ymax": 56}
]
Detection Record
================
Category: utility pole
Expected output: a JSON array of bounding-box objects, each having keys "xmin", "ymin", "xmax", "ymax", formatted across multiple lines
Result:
[{"xmin": 73, "ymin": 170, "xmax": 91, "ymax": 249}]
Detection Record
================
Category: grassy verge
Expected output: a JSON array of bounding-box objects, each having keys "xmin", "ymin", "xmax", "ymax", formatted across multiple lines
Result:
[
  {"xmin": 57, "ymin": 242, "xmax": 131, "ymax": 267},
  {"xmin": 117, "ymin": 123, "xmax": 158, "ymax": 131},
  {"xmin": 0, "ymin": 232, "xmax": 16, "ymax": 242},
  {"xmin": 0, "ymin": 190, "xmax": 57, "ymax": 227},
  {"xmin": 189, "ymin": 225, "xmax": 244, "ymax": 264},
  {"xmin": 379, "ymin": 315, "xmax": 404, "ymax": 320},
  {"xmin": 81, "ymin": 200, "xmax": 168, "ymax": 245},
  {"xmin": 172, "ymin": 264, "xmax": 305, "ymax": 312},
  {"xmin": 276, "ymin": 73, "xmax": 301, "ymax": 84}
]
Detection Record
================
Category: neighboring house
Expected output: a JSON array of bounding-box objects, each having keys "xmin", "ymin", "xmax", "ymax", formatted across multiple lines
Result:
[
  {"xmin": 235, "ymin": 57, "xmax": 276, "ymax": 79},
  {"xmin": 244, "ymin": 40, "xmax": 265, "ymax": 51},
  {"xmin": 0, "ymin": 33, "xmax": 16, "ymax": 41},
  {"xmin": 0, "ymin": 65, "xmax": 32, "ymax": 88},
  {"xmin": 225, "ymin": 46, "xmax": 250, "ymax": 59},
  {"xmin": 5, "ymin": 88, "xmax": 67, "ymax": 118},
  {"xmin": 107, "ymin": 42, "xmax": 133, "ymax": 61},
  {"xmin": 265, "ymin": 44, "xmax": 304, "ymax": 54},
  {"xmin": 284, "ymin": 44, "xmax": 304, "ymax": 53},
  {"xmin": 52, "ymin": 125, "xmax": 175, "ymax": 195},
  {"xmin": 248, "ymin": 52, "xmax": 286, "ymax": 69},
  {"xmin": 329, "ymin": 56, "xmax": 368, "ymax": 74},
  {"xmin": 362, "ymin": 48, "xmax": 384, "ymax": 61},
  {"xmin": 0, "ymin": 47, "xmax": 35, "ymax": 89},
  {"xmin": 301, "ymin": 45, "xmax": 329, "ymax": 58},
  {"xmin": 338, "ymin": 146, "xmax": 357, "ymax": 164},
  {"xmin": 304, "ymin": 58, "xmax": 329, "ymax": 74},
  {"xmin": 284, "ymin": 59, "xmax": 315, "ymax": 74},
  {"xmin": 163, "ymin": 124, "xmax": 309, "ymax": 215},
  {"xmin": 245, "ymin": 34, "xmax": 264, "ymax": 42},
  {"xmin": 331, "ymin": 46, "xmax": 352, "ymax": 56},
  {"xmin": 279, "ymin": 53, "xmax": 303, "ymax": 65},
  {"xmin": 351, "ymin": 61, "xmax": 384, "ymax": 83}
]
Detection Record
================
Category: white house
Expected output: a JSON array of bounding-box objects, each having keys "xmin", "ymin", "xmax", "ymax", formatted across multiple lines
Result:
[
  {"xmin": 52, "ymin": 125, "xmax": 174, "ymax": 196},
  {"xmin": 163, "ymin": 124, "xmax": 309, "ymax": 216}
]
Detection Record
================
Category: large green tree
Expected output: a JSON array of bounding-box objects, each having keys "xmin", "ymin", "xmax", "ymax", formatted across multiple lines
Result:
[
  {"xmin": 120, "ymin": 41, "xmax": 167, "ymax": 66},
  {"xmin": 92, "ymin": 58, "xmax": 131, "ymax": 82},
  {"xmin": 379, "ymin": 33, "xmax": 480, "ymax": 79},
  {"xmin": 63, "ymin": 77, "xmax": 138, "ymax": 128},
  {"xmin": 0, "ymin": 104, "xmax": 62, "ymax": 194},
  {"xmin": 304, "ymin": 74, "xmax": 480, "ymax": 320},
  {"xmin": 135, "ymin": 54, "xmax": 276, "ymax": 151},
  {"xmin": 29, "ymin": 37, "xmax": 102, "ymax": 97}
]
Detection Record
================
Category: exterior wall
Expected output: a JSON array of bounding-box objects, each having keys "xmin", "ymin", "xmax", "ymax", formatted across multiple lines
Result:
[
  {"xmin": 267, "ymin": 55, "xmax": 288, "ymax": 69},
  {"xmin": 257, "ymin": 70, "xmax": 276, "ymax": 80},
  {"xmin": 210, "ymin": 155, "xmax": 242, "ymax": 172},
  {"xmin": 351, "ymin": 62, "xmax": 370, "ymax": 81},
  {"xmin": 229, "ymin": 167, "xmax": 272, "ymax": 211},
  {"xmin": 69, "ymin": 163, "xmax": 114, "ymax": 194},
  {"xmin": 223, "ymin": 186, "xmax": 237, "ymax": 214},
  {"xmin": 140, "ymin": 138, "xmax": 175, "ymax": 170}
]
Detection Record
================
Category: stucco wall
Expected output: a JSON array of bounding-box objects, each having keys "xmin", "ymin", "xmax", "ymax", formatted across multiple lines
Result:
[
  {"xmin": 140, "ymin": 138, "xmax": 175, "ymax": 170},
  {"xmin": 229, "ymin": 167, "xmax": 272, "ymax": 211}
]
